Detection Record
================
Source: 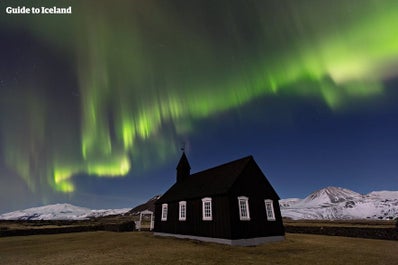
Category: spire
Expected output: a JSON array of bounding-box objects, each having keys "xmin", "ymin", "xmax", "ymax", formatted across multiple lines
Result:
[{"xmin": 176, "ymin": 152, "xmax": 191, "ymax": 183}]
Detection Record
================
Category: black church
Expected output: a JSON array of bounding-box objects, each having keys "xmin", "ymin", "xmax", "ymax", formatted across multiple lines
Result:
[{"xmin": 154, "ymin": 153, "xmax": 285, "ymax": 246}]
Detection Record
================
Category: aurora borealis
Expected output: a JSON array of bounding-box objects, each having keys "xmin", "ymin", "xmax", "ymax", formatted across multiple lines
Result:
[{"xmin": 1, "ymin": 0, "xmax": 398, "ymax": 212}]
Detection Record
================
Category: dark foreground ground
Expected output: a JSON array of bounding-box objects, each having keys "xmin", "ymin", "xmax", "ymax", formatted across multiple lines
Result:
[
  {"xmin": 283, "ymin": 219, "xmax": 398, "ymax": 240},
  {"xmin": 0, "ymin": 216, "xmax": 135, "ymax": 237},
  {"xmin": 0, "ymin": 231, "xmax": 397, "ymax": 265}
]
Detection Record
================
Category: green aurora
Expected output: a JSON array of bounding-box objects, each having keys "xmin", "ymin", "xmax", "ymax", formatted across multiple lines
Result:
[{"xmin": 1, "ymin": 0, "xmax": 397, "ymax": 194}]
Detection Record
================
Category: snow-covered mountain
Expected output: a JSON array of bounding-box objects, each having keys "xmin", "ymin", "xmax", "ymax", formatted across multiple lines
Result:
[
  {"xmin": 280, "ymin": 186, "xmax": 398, "ymax": 220},
  {"xmin": 127, "ymin": 195, "xmax": 161, "ymax": 215},
  {"xmin": 0, "ymin": 203, "xmax": 131, "ymax": 220},
  {"xmin": 300, "ymin": 186, "xmax": 361, "ymax": 206},
  {"xmin": 279, "ymin": 198, "xmax": 301, "ymax": 208},
  {"xmin": 1, "ymin": 187, "xmax": 397, "ymax": 221}
]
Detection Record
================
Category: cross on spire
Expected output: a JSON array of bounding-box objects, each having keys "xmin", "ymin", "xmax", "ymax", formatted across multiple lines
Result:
[{"xmin": 181, "ymin": 142, "xmax": 186, "ymax": 152}]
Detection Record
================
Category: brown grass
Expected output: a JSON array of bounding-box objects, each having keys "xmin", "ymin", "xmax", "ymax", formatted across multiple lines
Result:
[
  {"xmin": 283, "ymin": 219, "xmax": 396, "ymax": 228},
  {"xmin": 0, "ymin": 232, "xmax": 397, "ymax": 265}
]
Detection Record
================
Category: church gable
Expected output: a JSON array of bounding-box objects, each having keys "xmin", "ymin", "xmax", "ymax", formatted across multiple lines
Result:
[{"xmin": 154, "ymin": 154, "xmax": 285, "ymax": 246}]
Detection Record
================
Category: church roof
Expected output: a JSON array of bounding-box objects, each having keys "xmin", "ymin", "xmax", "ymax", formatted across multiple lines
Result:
[{"xmin": 157, "ymin": 155, "xmax": 254, "ymax": 203}]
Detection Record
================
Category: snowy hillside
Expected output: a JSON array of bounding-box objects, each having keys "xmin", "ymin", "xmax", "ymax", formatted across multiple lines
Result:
[
  {"xmin": 0, "ymin": 203, "xmax": 131, "ymax": 220},
  {"xmin": 127, "ymin": 195, "xmax": 161, "ymax": 215},
  {"xmin": 1, "ymin": 187, "xmax": 397, "ymax": 221},
  {"xmin": 279, "ymin": 198, "xmax": 301, "ymax": 208},
  {"xmin": 280, "ymin": 187, "xmax": 398, "ymax": 220}
]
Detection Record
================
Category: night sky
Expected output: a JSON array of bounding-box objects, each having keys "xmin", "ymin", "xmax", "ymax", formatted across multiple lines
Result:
[{"xmin": 1, "ymin": 0, "xmax": 398, "ymax": 213}]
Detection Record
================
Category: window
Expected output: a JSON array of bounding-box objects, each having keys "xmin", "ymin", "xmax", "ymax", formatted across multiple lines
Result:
[
  {"xmin": 179, "ymin": 201, "xmax": 187, "ymax": 221},
  {"xmin": 161, "ymin": 203, "xmax": 168, "ymax": 221},
  {"xmin": 202, "ymin": 197, "xmax": 212, "ymax": 221},
  {"xmin": 238, "ymin": 196, "xmax": 250, "ymax": 220},
  {"xmin": 264, "ymin": 199, "xmax": 275, "ymax": 221}
]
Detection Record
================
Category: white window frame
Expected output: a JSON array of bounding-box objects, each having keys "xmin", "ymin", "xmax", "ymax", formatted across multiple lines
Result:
[
  {"xmin": 201, "ymin": 197, "xmax": 213, "ymax": 221},
  {"xmin": 179, "ymin": 201, "xmax": 187, "ymax": 221},
  {"xmin": 238, "ymin": 196, "xmax": 250, "ymax": 221},
  {"xmin": 264, "ymin": 199, "xmax": 276, "ymax": 221},
  {"xmin": 161, "ymin": 203, "xmax": 168, "ymax": 221}
]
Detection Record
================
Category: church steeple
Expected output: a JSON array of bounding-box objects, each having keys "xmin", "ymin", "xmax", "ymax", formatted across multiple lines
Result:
[{"xmin": 176, "ymin": 152, "xmax": 191, "ymax": 183}]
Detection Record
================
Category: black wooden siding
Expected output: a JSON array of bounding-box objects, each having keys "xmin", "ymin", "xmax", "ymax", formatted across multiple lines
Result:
[
  {"xmin": 155, "ymin": 195, "xmax": 232, "ymax": 239},
  {"xmin": 154, "ymin": 156, "xmax": 285, "ymax": 240},
  {"xmin": 228, "ymin": 161, "xmax": 285, "ymax": 239}
]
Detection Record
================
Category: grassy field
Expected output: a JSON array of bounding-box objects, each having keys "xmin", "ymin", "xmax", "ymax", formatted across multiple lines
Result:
[{"xmin": 0, "ymin": 232, "xmax": 397, "ymax": 265}]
